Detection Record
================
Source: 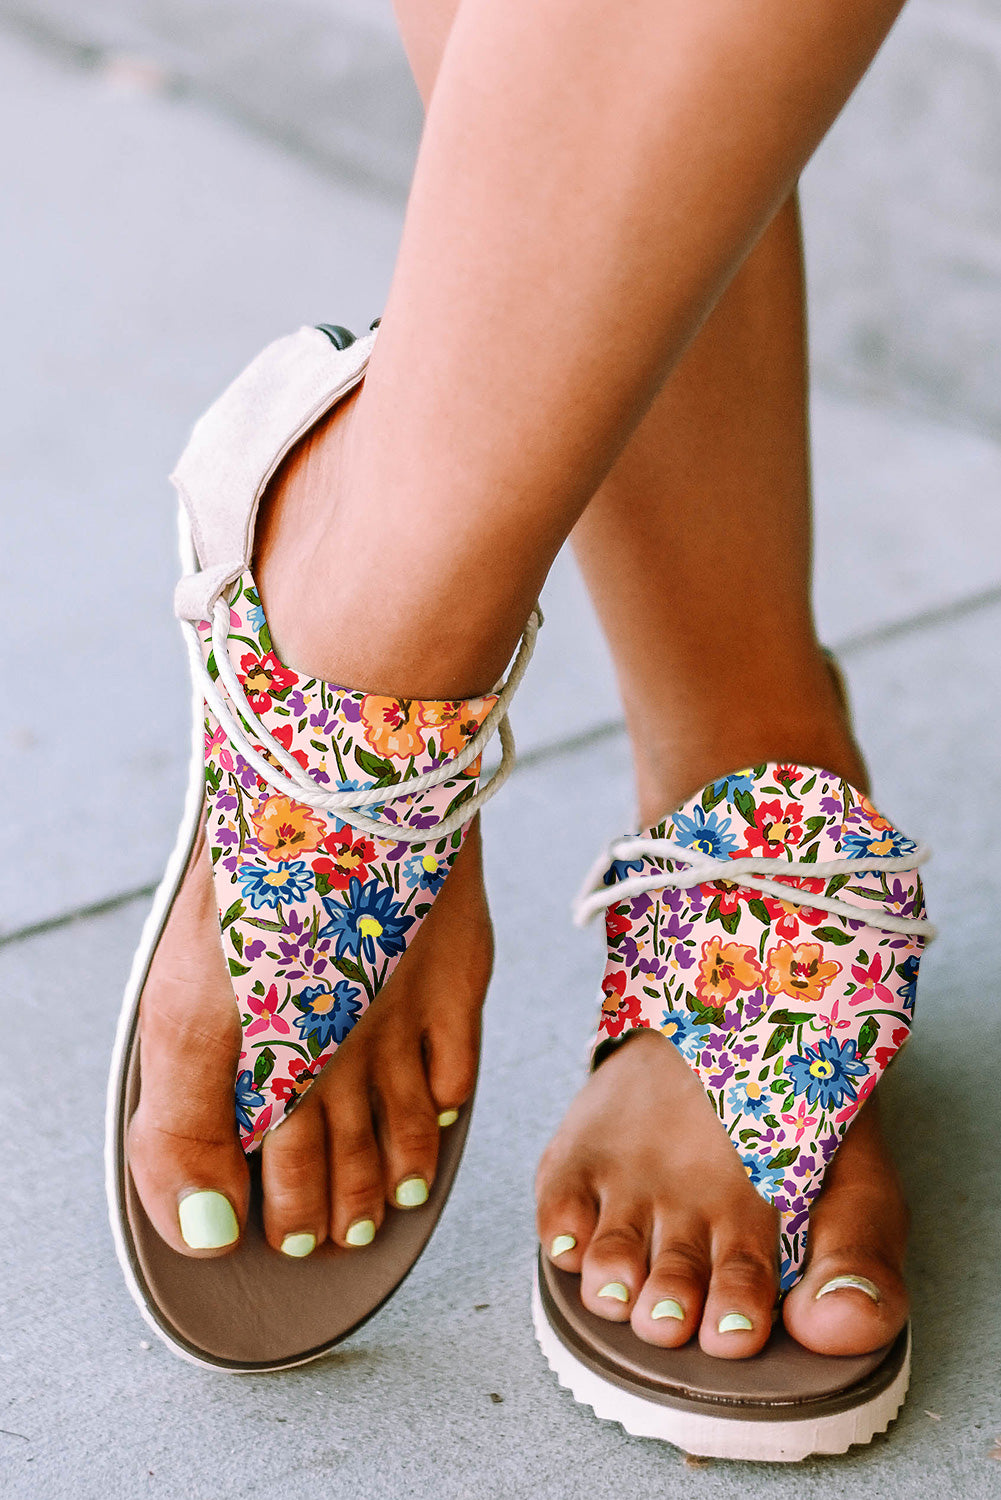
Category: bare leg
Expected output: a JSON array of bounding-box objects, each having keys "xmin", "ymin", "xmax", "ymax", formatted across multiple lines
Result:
[{"xmin": 129, "ymin": 0, "xmax": 910, "ymax": 1348}]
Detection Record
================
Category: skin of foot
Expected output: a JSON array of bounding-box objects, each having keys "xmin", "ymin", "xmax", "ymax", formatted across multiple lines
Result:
[{"xmin": 127, "ymin": 398, "xmax": 494, "ymax": 1259}]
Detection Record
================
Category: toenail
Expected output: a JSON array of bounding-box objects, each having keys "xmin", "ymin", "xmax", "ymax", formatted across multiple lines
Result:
[
  {"xmin": 597, "ymin": 1282, "xmax": 630, "ymax": 1303},
  {"xmin": 395, "ymin": 1177, "xmax": 429, "ymax": 1209},
  {"xmin": 651, "ymin": 1298, "xmax": 685, "ymax": 1321},
  {"xmin": 437, "ymin": 1108, "xmax": 459, "ymax": 1128},
  {"xmin": 550, "ymin": 1234, "xmax": 577, "ymax": 1259},
  {"xmin": 718, "ymin": 1312, "xmax": 753, "ymax": 1333},
  {"xmin": 177, "ymin": 1190, "xmax": 239, "ymax": 1250},
  {"xmin": 815, "ymin": 1274, "xmax": 881, "ymax": 1304},
  {"xmin": 280, "ymin": 1232, "xmax": 316, "ymax": 1259},
  {"xmin": 345, "ymin": 1218, "xmax": 376, "ymax": 1247}
]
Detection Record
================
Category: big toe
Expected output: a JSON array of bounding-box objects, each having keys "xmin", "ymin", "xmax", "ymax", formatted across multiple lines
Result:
[
  {"xmin": 127, "ymin": 842, "xmax": 249, "ymax": 1257},
  {"xmin": 784, "ymin": 1108, "xmax": 909, "ymax": 1355}
]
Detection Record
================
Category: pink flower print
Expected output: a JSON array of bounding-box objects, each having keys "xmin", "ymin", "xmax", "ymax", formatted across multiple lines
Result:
[
  {"xmin": 835, "ymin": 1071, "xmax": 876, "ymax": 1123},
  {"xmin": 849, "ymin": 952, "xmax": 895, "ymax": 1008},
  {"xmin": 816, "ymin": 996, "xmax": 851, "ymax": 1038},
  {"xmin": 245, "ymin": 984, "xmax": 291, "ymax": 1039},
  {"xmin": 781, "ymin": 1097, "xmax": 819, "ymax": 1142}
]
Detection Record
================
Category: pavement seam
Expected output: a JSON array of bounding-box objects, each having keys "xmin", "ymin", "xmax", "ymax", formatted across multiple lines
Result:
[{"xmin": 0, "ymin": 5, "xmax": 409, "ymax": 204}]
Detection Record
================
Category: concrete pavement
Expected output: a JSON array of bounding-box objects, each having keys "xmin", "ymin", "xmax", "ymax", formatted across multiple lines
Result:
[{"xmin": 2, "ymin": 11, "xmax": 999, "ymax": 1496}]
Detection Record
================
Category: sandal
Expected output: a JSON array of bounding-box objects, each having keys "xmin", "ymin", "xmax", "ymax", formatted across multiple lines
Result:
[
  {"xmin": 533, "ymin": 760, "xmax": 934, "ymax": 1459},
  {"xmin": 105, "ymin": 322, "xmax": 540, "ymax": 1371}
]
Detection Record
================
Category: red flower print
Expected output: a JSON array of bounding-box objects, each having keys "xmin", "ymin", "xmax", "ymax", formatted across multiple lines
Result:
[
  {"xmin": 774, "ymin": 764, "xmax": 802, "ymax": 789},
  {"xmin": 745, "ymin": 799, "xmax": 804, "ymax": 855},
  {"xmin": 835, "ymin": 1072, "xmax": 876, "ymax": 1122},
  {"xmin": 271, "ymin": 722, "xmax": 309, "ymax": 772},
  {"xmin": 271, "ymin": 1057, "xmax": 324, "ymax": 1104},
  {"xmin": 598, "ymin": 969, "xmax": 641, "ymax": 1039},
  {"xmin": 762, "ymin": 875, "xmax": 827, "ymax": 938},
  {"xmin": 605, "ymin": 906, "xmax": 630, "ymax": 941},
  {"xmin": 239, "ymin": 650, "xmax": 299, "ymax": 712},
  {"xmin": 316, "ymin": 826, "xmax": 377, "ymax": 890},
  {"xmin": 872, "ymin": 1024, "xmax": 910, "ymax": 1072}
]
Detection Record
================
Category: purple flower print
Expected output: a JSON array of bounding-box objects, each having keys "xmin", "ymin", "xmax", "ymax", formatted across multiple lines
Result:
[
  {"xmin": 820, "ymin": 794, "xmax": 841, "ymax": 816},
  {"xmin": 216, "ymin": 791, "xmax": 239, "ymax": 813},
  {"xmin": 244, "ymin": 939, "xmax": 266, "ymax": 962},
  {"xmin": 286, "ymin": 690, "xmax": 307, "ymax": 717}
]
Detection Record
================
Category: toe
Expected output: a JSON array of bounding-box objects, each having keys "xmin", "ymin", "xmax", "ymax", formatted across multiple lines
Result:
[
  {"xmin": 423, "ymin": 1009, "xmax": 480, "ymax": 1124},
  {"xmin": 631, "ymin": 1221, "xmax": 709, "ymax": 1346},
  {"xmin": 700, "ymin": 1239, "xmax": 778, "ymax": 1358},
  {"xmin": 127, "ymin": 846, "xmax": 249, "ymax": 1257},
  {"xmin": 374, "ymin": 1041, "xmax": 441, "ymax": 1211},
  {"xmin": 784, "ymin": 1103, "xmax": 909, "ymax": 1355},
  {"xmin": 535, "ymin": 1163, "xmax": 598, "ymax": 1276},
  {"xmin": 785, "ymin": 1249, "xmax": 906, "ymax": 1355},
  {"xmin": 579, "ymin": 1204, "xmax": 651, "ymax": 1321},
  {"xmin": 261, "ymin": 1093, "xmax": 329, "ymax": 1257},
  {"xmin": 324, "ymin": 1088, "xmax": 386, "ymax": 1249}
]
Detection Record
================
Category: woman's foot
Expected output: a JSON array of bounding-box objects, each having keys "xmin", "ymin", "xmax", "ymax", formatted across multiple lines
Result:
[
  {"xmin": 536, "ymin": 1029, "xmax": 908, "ymax": 1359},
  {"xmin": 537, "ymin": 728, "xmax": 911, "ymax": 1361},
  {"xmin": 127, "ymin": 391, "xmax": 494, "ymax": 1259}
]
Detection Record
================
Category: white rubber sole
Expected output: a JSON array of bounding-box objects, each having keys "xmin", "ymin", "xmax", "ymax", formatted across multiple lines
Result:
[{"xmin": 531, "ymin": 1267, "xmax": 910, "ymax": 1461}]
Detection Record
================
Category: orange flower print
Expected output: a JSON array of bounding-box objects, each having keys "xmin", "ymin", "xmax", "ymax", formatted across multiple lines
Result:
[
  {"xmin": 694, "ymin": 938, "xmax": 764, "ymax": 1006},
  {"xmin": 359, "ymin": 696, "xmax": 427, "ymax": 760},
  {"xmin": 252, "ymin": 795, "xmax": 327, "ymax": 860},
  {"xmin": 765, "ymin": 941, "xmax": 842, "ymax": 1003},
  {"xmin": 419, "ymin": 697, "xmax": 492, "ymax": 757},
  {"xmin": 855, "ymin": 794, "xmax": 892, "ymax": 832}
]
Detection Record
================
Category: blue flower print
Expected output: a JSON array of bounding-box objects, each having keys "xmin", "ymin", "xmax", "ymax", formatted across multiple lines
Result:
[
  {"xmin": 235, "ymin": 1069, "xmax": 265, "ymax": 1134},
  {"xmin": 727, "ymin": 1082, "xmax": 772, "ymax": 1120},
  {"xmin": 237, "ymin": 860, "xmax": 314, "ymax": 910},
  {"xmin": 318, "ymin": 878, "xmax": 416, "ymax": 964},
  {"xmin": 603, "ymin": 850, "xmax": 646, "ymax": 887},
  {"xmin": 404, "ymin": 852, "xmax": 449, "ymax": 895},
  {"xmin": 841, "ymin": 828, "xmax": 917, "ymax": 860},
  {"xmin": 895, "ymin": 953, "xmax": 919, "ymax": 1014},
  {"xmin": 712, "ymin": 771, "xmax": 755, "ymax": 802},
  {"xmin": 672, "ymin": 805, "xmax": 739, "ymax": 860},
  {"xmin": 659, "ymin": 1009, "xmax": 710, "ymax": 1058},
  {"xmin": 293, "ymin": 981, "xmax": 363, "ymax": 1048},
  {"xmin": 740, "ymin": 1153, "xmax": 786, "ymax": 1198},
  {"xmin": 785, "ymin": 1036, "xmax": 869, "ymax": 1110}
]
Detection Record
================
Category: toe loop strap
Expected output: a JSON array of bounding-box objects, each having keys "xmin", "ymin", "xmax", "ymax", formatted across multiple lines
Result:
[{"xmin": 573, "ymin": 837, "xmax": 936, "ymax": 940}]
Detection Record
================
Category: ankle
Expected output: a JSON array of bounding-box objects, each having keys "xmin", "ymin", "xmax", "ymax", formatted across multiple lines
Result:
[{"xmin": 626, "ymin": 656, "xmax": 869, "ymax": 828}]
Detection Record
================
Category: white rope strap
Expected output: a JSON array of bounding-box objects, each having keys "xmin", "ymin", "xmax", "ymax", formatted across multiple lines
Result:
[
  {"xmin": 573, "ymin": 835, "xmax": 937, "ymax": 939},
  {"xmin": 181, "ymin": 598, "xmax": 541, "ymax": 843}
]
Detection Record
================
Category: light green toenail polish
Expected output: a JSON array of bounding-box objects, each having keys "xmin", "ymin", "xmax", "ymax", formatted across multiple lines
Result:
[
  {"xmin": 815, "ymin": 1274, "xmax": 881, "ymax": 1304},
  {"xmin": 280, "ymin": 1232, "xmax": 316, "ymax": 1259},
  {"xmin": 345, "ymin": 1219, "xmax": 376, "ymax": 1247},
  {"xmin": 651, "ymin": 1298, "xmax": 685, "ymax": 1321},
  {"xmin": 395, "ymin": 1177, "xmax": 429, "ymax": 1209},
  {"xmin": 437, "ymin": 1109, "xmax": 459, "ymax": 1128},
  {"xmin": 551, "ymin": 1235, "xmax": 577, "ymax": 1259},
  {"xmin": 718, "ymin": 1312, "xmax": 754, "ymax": 1333},
  {"xmin": 597, "ymin": 1282, "xmax": 630, "ymax": 1304},
  {"xmin": 178, "ymin": 1190, "xmax": 239, "ymax": 1250}
]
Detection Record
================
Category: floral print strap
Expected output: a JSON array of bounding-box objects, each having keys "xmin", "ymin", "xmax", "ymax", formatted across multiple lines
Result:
[
  {"xmin": 591, "ymin": 763, "xmax": 930, "ymax": 1291},
  {"xmin": 197, "ymin": 570, "xmax": 497, "ymax": 1152}
]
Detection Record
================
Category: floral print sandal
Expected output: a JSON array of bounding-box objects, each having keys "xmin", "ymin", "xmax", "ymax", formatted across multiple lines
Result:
[
  {"xmin": 106, "ymin": 323, "xmax": 540, "ymax": 1371},
  {"xmin": 533, "ymin": 761, "xmax": 934, "ymax": 1460}
]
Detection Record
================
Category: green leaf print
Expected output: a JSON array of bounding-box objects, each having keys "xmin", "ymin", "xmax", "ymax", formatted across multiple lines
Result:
[
  {"xmin": 220, "ymin": 899, "xmax": 245, "ymax": 930},
  {"xmin": 763, "ymin": 1024, "xmax": 795, "ymax": 1060},
  {"xmin": 354, "ymin": 746, "xmax": 398, "ymax": 783},
  {"xmin": 332, "ymin": 954, "xmax": 368, "ymax": 987},
  {"xmin": 733, "ymin": 787, "xmax": 758, "ymax": 827},
  {"xmin": 228, "ymin": 958, "xmax": 251, "ymax": 977},
  {"xmin": 746, "ymin": 898, "xmax": 772, "ymax": 925},
  {"xmin": 253, "ymin": 1046, "xmax": 276, "ymax": 1088},
  {"xmin": 813, "ymin": 925, "xmax": 853, "ymax": 945},
  {"xmin": 767, "ymin": 1146, "xmax": 799, "ymax": 1170},
  {"xmin": 856, "ymin": 1015, "xmax": 880, "ymax": 1059},
  {"xmin": 767, "ymin": 1009, "xmax": 814, "ymax": 1025}
]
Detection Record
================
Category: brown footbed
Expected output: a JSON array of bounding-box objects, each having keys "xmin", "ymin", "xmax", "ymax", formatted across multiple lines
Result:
[
  {"xmin": 112, "ymin": 805, "xmax": 476, "ymax": 1371},
  {"xmin": 117, "ymin": 1015, "xmax": 473, "ymax": 1369},
  {"xmin": 538, "ymin": 1252, "xmax": 908, "ymax": 1421}
]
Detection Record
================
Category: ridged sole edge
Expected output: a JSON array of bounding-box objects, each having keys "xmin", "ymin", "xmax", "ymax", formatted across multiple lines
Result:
[{"xmin": 531, "ymin": 1266, "xmax": 910, "ymax": 1461}]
